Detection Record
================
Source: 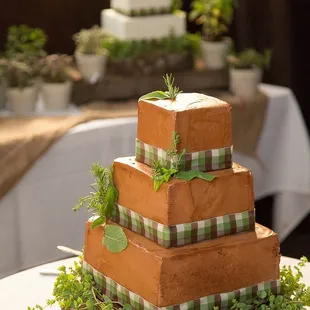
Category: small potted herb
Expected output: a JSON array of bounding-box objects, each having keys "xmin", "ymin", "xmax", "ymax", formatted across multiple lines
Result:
[
  {"xmin": 227, "ymin": 48, "xmax": 271, "ymax": 101},
  {"xmin": 73, "ymin": 26, "xmax": 108, "ymax": 83},
  {"xmin": 189, "ymin": 0, "xmax": 236, "ymax": 70},
  {"xmin": 5, "ymin": 58, "xmax": 37, "ymax": 115},
  {"xmin": 39, "ymin": 54, "xmax": 75, "ymax": 111},
  {"xmin": 5, "ymin": 24, "xmax": 48, "ymax": 93}
]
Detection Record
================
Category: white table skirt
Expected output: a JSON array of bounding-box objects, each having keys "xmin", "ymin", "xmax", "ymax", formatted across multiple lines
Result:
[
  {"xmin": 0, "ymin": 256, "xmax": 309, "ymax": 310},
  {"xmin": 0, "ymin": 84, "xmax": 309, "ymax": 279}
]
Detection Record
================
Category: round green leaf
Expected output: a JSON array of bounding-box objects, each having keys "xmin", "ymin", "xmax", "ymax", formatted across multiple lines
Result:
[{"xmin": 103, "ymin": 225, "xmax": 128, "ymax": 253}]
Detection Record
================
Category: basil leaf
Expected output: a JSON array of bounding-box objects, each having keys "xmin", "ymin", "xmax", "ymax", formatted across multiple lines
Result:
[
  {"xmin": 139, "ymin": 91, "xmax": 170, "ymax": 101},
  {"xmin": 91, "ymin": 216, "xmax": 105, "ymax": 229},
  {"xmin": 103, "ymin": 225, "xmax": 128, "ymax": 253},
  {"xmin": 175, "ymin": 170, "xmax": 216, "ymax": 182}
]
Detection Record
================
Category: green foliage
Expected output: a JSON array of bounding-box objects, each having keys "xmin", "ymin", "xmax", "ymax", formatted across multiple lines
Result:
[
  {"xmin": 189, "ymin": 0, "xmax": 236, "ymax": 41},
  {"xmin": 1, "ymin": 57, "xmax": 34, "ymax": 88},
  {"xmin": 103, "ymin": 225, "xmax": 128, "ymax": 253},
  {"xmin": 175, "ymin": 170, "xmax": 216, "ymax": 181},
  {"xmin": 102, "ymin": 33, "xmax": 202, "ymax": 61},
  {"xmin": 6, "ymin": 24, "xmax": 47, "ymax": 58},
  {"xmin": 73, "ymin": 26, "xmax": 107, "ymax": 55},
  {"xmin": 152, "ymin": 131, "xmax": 215, "ymax": 191},
  {"xmin": 27, "ymin": 259, "xmax": 132, "ymax": 310},
  {"xmin": 229, "ymin": 256, "xmax": 310, "ymax": 309},
  {"xmin": 140, "ymin": 73, "xmax": 182, "ymax": 101},
  {"xmin": 73, "ymin": 163, "xmax": 127, "ymax": 253},
  {"xmin": 38, "ymin": 54, "xmax": 74, "ymax": 83},
  {"xmin": 227, "ymin": 49, "xmax": 272, "ymax": 70}
]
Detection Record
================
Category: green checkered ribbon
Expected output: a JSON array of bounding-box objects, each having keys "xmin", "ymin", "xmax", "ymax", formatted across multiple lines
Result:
[
  {"xmin": 82, "ymin": 261, "xmax": 280, "ymax": 310},
  {"xmin": 135, "ymin": 138, "xmax": 233, "ymax": 172},
  {"xmin": 111, "ymin": 204, "xmax": 255, "ymax": 248}
]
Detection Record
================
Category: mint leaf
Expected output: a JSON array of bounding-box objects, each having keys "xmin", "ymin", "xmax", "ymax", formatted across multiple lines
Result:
[
  {"xmin": 86, "ymin": 299, "xmax": 94, "ymax": 310},
  {"xmin": 139, "ymin": 90, "xmax": 170, "ymax": 101},
  {"xmin": 175, "ymin": 170, "xmax": 216, "ymax": 182},
  {"xmin": 103, "ymin": 225, "xmax": 128, "ymax": 253},
  {"xmin": 91, "ymin": 216, "xmax": 105, "ymax": 229},
  {"xmin": 123, "ymin": 305, "xmax": 132, "ymax": 310}
]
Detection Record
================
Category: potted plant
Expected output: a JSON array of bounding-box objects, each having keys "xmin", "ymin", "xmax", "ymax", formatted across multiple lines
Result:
[
  {"xmin": 39, "ymin": 54, "xmax": 75, "ymax": 111},
  {"xmin": 5, "ymin": 58, "xmax": 37, "ymax": 115},
  {"xmin": 227, "ymin": 48, "xmax": 271, "ymax": 101},
  {"xmin": 189, "ymin": 0, "xmax": 236, "ymax": 70},
  {"xmin": 6, "ymin": 24, "xmax": 48, "ymax": 92},
  {"xmin": 73, "ymin": 26, "xmax": 108, "ymax": 83}
]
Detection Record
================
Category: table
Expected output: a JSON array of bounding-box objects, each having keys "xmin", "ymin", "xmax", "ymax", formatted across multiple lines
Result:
[
  {"xmin": 0, "ymin": 256, "xmax": 309, "ymax": 310},
  {"xmin": 0, "ymin": 84, "xmax": 309, "ymax": 279}
]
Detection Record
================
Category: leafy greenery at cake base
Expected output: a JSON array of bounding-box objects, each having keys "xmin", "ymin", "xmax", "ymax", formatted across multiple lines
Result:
[
  {"xmin": 226, "ymin": 256, "xmax": 310, "ymax": 310},
  {"xmin": 27, "ymin": 259, "xmax": 132, "ymax": 310},
  {"xmin": 73, "ymin": 163, "xmax": 128, "ymax": 253}
]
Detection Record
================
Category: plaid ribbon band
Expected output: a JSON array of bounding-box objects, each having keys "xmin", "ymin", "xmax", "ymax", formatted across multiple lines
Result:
[
  {"xmin": 135, "ymin": 138, "xmax": 233, "ymax": 172},
  {"xmin": 111, "ymin": 204, "xmax": 255, "ymax": 248},
  {"xmin": 83, "ymin": 261, "xmax": 280, "ymax": 310}
]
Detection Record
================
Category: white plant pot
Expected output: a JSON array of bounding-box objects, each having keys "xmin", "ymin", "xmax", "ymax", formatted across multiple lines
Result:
[
  {"xmin": 75, "ymin": 53, "xmax": 107, "ymax": 83},
  {"xmin": 41, "ymin": 81, "xmax": 72, "ymax": 111},
  {"xmin": 202, "ymin": 39, "xmax": 230, "ymax": 70},
  {"xmin": 7, "ymin": 86, "xmax": 37, "ymax": 115},
  {"xmin": 229, "ymin": 68, "xmax": 263, "ymax": 101}
]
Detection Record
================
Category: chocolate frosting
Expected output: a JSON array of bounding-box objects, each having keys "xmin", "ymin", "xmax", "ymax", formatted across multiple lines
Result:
[
  {"xmin": 137, "ymin": 98, "xmax": 232, "ymax": 152},
  {"xmin": 84, "ymin": 222, "xmax": 280, "ymax": 307},
  {"xmin": 113, "ymin": 157, "xmax": 254, "ymax": 225}
]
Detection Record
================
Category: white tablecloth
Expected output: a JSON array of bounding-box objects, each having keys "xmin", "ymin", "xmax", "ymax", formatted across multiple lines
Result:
[
  {"xmin": 0, "ymin": 84, "xmax": 309, "ymax": 279},
  {"xmin": 0, "ymin": 256, "xmax": 309, "ymax": 310}
]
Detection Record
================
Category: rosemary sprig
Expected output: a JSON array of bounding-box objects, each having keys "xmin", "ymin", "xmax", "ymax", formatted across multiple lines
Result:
[
  {"xmin": 139, "ymin": 73, "xmax": 182, "ymax": 101},
  {"xmin": 73, "ymin": 162, "xmax": 128, "ymax": 253},
  {"xmin": 163, "ymin": 73, "xmax": 182, "ymax": 100}
]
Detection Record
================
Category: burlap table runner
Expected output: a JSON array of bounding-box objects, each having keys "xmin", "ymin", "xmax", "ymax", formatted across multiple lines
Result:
[
  {"xmin": 0, "ymin": 93, "xmax": 268, "ymax": 199},
  {"xmin": 0, "ymin": 101, "xmax": 137, "ymax": 199}
]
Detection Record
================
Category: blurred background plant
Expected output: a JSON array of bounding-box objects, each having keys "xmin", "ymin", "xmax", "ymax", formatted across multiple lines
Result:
[
  {"xmin": 227, "ymin": 48, "xmax": 272, "ymax": 69},
  {"xmin": 5, "ymin": 24, "xmax": 47, "ymax": 58},
  {"xmin": 39, "ymin": 54, "xmax": 74, "ymax": 83},
  {"xmin": 73, "ymin": 26, "xmax": 107, "ymax": 56},
  {"xmin": 189, "ymin": 0, "xmax": 236, "ymax": 41},
  {"xmin": 4, "ymin": 58, "xmax": 34, "ymax": 88}
]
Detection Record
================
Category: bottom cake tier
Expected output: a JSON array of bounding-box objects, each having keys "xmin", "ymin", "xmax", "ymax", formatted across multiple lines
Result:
[{"xmin": 84, "ymin": 221, "xmax": 280, "ymax": 308}]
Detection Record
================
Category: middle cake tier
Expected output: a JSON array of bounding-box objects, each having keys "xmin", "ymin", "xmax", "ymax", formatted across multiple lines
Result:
[{"xmin": 113, "ymin": 157, "xmax": 254, "ymax": 226}]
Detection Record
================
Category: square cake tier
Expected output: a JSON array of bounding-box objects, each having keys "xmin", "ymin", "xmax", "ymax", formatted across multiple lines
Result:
[
  {"xmin": 111, "ymin": 0, "xmax": 171, "ymax": 14},
  {"xmin": 137, "ymin": 93, "xmax": 232, "ymax": 154},
  {"xmin": 84, "ymin": 222, "xmax": 280, "ymax": 307},
  {"xmin": 101, "ymin": 9, "xmax": 186, "ymax": 41},
  {"xmin": 113, "ymin": 157, "xmax": 254, "ymax": 225}
]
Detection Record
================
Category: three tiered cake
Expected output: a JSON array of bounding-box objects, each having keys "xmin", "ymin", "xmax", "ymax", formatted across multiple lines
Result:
[
  {"xmin": 101, "ymin": 0, "xmax": 186, "ymax": 40},
  {"xmin": 82, "ymin": 81, "xmax": 281, "ymax": 309}
]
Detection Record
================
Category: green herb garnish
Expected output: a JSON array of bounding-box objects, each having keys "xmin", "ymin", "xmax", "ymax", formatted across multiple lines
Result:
[
  {"xmin": 152, "ymin": 131, "xmax": 215, "ymax": 191},
  {"xmin": 27, "ymin": 259, "xmax": 132, "ymax": 310},
  {"xmin": 139, "ymin": 73, "xmax": 182, "ymax": 101},
  {"xmin": 73, "ymin": 163, "xmax": 128, "ymax": 253}
]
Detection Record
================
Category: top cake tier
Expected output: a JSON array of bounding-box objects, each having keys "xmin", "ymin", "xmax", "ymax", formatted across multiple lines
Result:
[
  {"xmin": 137, "ymin": 93, "xmax": 232, "ymax": 158},
  {"xmin": 111, "ymin": 0, "xmax": 172, "ymax": 15}
]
